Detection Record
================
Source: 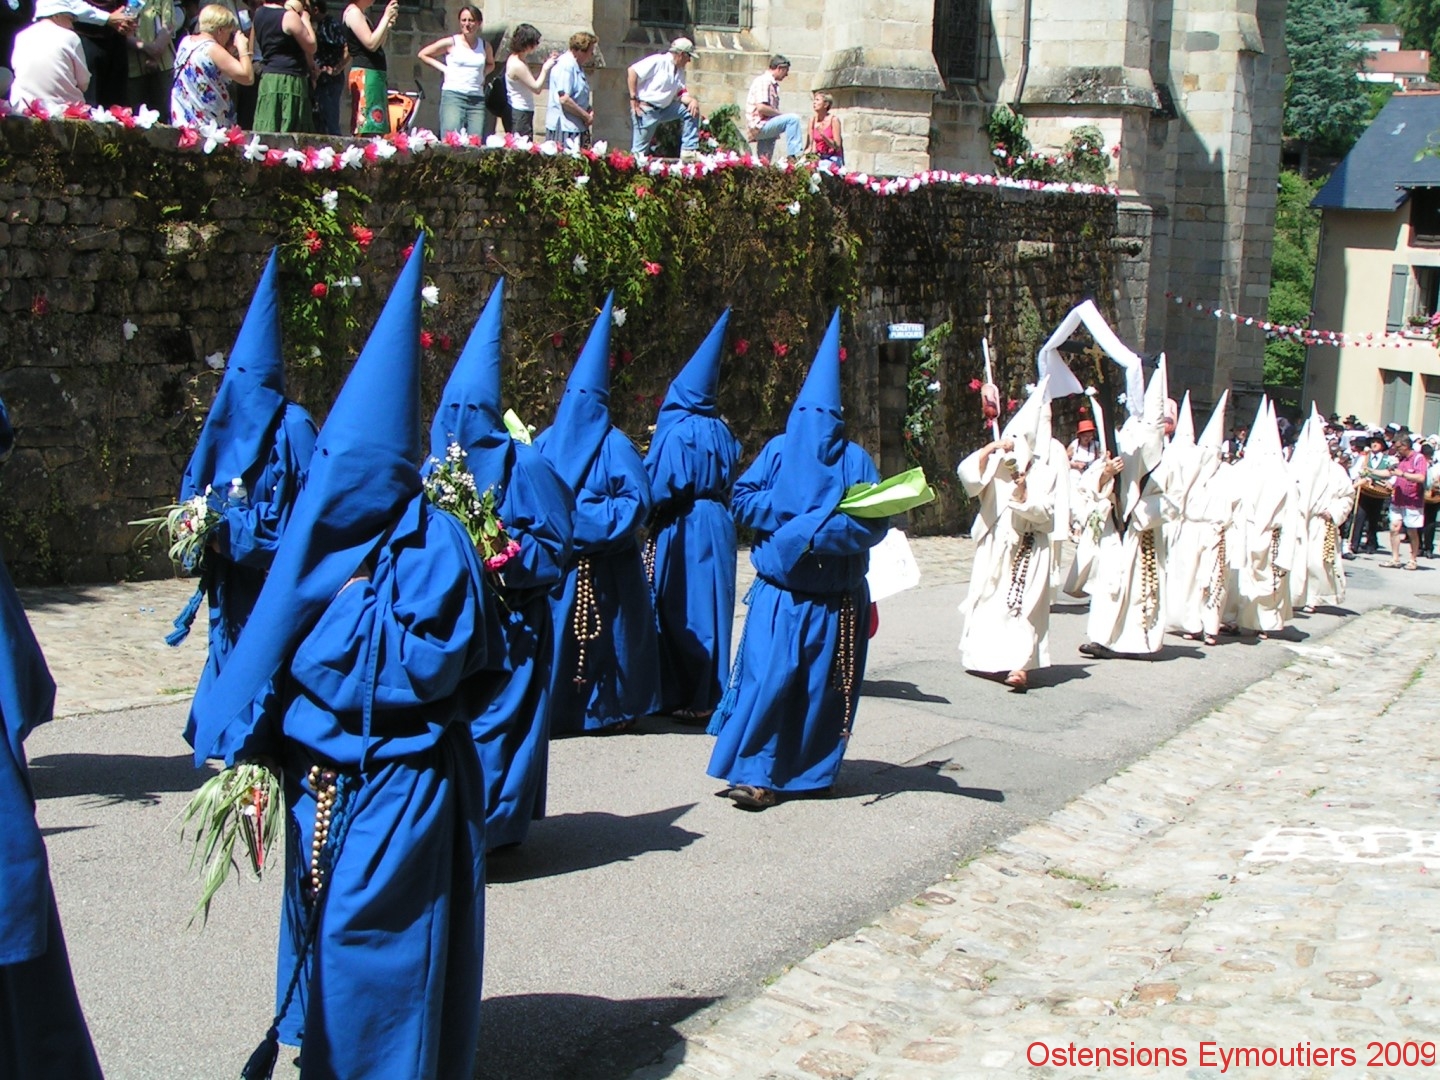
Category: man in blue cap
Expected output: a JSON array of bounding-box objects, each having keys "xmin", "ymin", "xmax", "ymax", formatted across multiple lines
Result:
[
  {"xmin": 537, "ymin": 294, "xmax": 661, "ymax": 735},
  {"xmin": 428, "ymin": 279, "xmax": 575, "ymax": 851},
  {"xmin": 645, "ymin": 310, "xmax": 742, "ymax": 720},
  {"xmin": 707, "ymin": 312, "xmax": 888, "ymax": 809},
  {"xmin": 173, "ymin": 250, "xmax": 317, "ymax": 720},
  {"xmin": 188, "ymin": 238, "xmax": 505, "ymax": 1080},
  {"xmin": 0, "ymin": 397, "xmax": 106, "ymax": 1080}
]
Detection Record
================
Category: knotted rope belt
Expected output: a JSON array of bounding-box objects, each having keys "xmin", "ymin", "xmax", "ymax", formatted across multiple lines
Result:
[
  {"xmin": 570, "ymin": 555, "xmax": 603, "ymax": 686},
  {"xmin": 1206, "ymin": 532, "xmax": 1228, "ymax": 611},
  {"xmin": 1006, "ymin": 531, "xmax": 1035, "ymax": 618},
  {"xmin": 829, "ymin": 594, "xmax": 859, "ymax": 739},
  {"xmin": 1139, "ymin": 530, "xmax": 1160, "ymax": 631},
  {"xmin": 1271, "ymin": 526, "xmax": 1288, "ymax": 593}
]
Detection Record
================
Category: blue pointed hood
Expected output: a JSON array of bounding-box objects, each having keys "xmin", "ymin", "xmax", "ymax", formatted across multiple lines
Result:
[
  {"xmin": 775, "ymin": 310, "xmax": 846, "ymax": 519},
  {"xmin": 658, "ymin": 309, "xmax": 728, "ymax": 419},
  {"xmin": 538, "ymin": 293, "xmax": 614, "ymax": 492},
  {"xmin": 188, "ymin": 237, "xmax": 429, "ymax": 764},
  {"xmin": 180, "ymin": 249, "xmax": 288, "ymax": 500},
  {"xmin": 429, "ymin": 278, "xmax": 512, "ymax": 495}
]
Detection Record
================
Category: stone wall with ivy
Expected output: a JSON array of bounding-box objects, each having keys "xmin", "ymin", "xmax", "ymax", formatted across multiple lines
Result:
[{"xmin": 0, "ymin": 119, "xmax": 1126, "ymax": 583}]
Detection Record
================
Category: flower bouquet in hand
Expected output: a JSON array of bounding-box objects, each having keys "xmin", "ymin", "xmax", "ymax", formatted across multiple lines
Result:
[
  {"xmin": 131, "ymin": 488, "xmax": 222, "ymax": 575},
  {"xmin": 424, "ymin": 443, "xmax": 521, "ymax": 573},
  {"xmin": 131, "ymin": 489, "xmax": 225, "ymax": 645},
  {"xmin": 179, "ymin": 762, "xmax": 284, "ymax": 926}
]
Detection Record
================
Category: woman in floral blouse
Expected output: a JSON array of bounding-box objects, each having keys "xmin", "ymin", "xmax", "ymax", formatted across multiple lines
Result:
[{"xmin": 170, "ymin": 4, "xmax": 254, "ymax": 127}]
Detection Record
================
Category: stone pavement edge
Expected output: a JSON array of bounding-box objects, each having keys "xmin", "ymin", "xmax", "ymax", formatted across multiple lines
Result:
[{"xmin": 633, "ymin": 607, "xmax": 1440, "ymax": 1079}]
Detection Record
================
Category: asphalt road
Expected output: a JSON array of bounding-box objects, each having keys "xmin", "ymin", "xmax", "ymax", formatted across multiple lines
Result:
[{"xmin": 28, "ymin": 551, "xmax": 1440, "ymax": 1080}]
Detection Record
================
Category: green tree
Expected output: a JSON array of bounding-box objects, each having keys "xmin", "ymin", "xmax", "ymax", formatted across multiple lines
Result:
[
  {"xmin": 1356, "ymin": 0, "xmax": 1394, "ymax": 18},
  {"xmin": 1265, "ymin": 170, "xmax": 1325, "ymax": 388},
  {"xmin": 1396, "ymin": 0, "xmax": 1440, "ymax": 77},
  {"xmin": 1286, "ymin": 0, "xmax": 1372, "ymax": 173}
]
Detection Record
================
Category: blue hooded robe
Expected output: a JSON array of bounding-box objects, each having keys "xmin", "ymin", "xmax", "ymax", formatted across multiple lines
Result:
[
  {"xmin": 536, "ymin": 295, "xmax": 661, "ymax": 734},
  {"xmin": 177, "ymin": 250, "xmax": 317, "ymax": 723},
  {"xmin": 427, "ymin": 280, "xmax": 575, "ymax": 850},
  {"xmin": 644, "ymin": 311, "xmax": 742, "ymax": 716},
  {"xmin": 707, "ymin": 313, "xmax": 888, "ymax": 794},
  {"xmin": 188, "ymin": 240, "xmax": 504, "ymax": 1080},
  {"xmin": 0, "ymin": 398, "xmax": 105, "ymax": 1080}
]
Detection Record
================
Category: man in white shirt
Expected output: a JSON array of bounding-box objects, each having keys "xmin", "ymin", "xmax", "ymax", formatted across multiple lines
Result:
[
  {"xmin": 627, "ymin": 36, "xmax": 699, "ymax": 159},
  {"xmin": 745, "ymin": 54, "xmax": 802, "ymax": 161}
]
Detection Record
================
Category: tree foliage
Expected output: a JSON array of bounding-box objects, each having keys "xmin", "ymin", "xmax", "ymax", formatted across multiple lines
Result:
[
  {"xmin": 1285, "ymin": 0, "xmax": 1372, "ymax": 159},
  {"xmin": 1265, "ymin": 170, "xmax": 1325, "ymax": 387}
]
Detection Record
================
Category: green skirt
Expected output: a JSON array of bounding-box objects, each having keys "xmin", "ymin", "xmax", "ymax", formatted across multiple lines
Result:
[{"xmin": 253, "ymin": 72, "xmax": 312, "ymax": 134}]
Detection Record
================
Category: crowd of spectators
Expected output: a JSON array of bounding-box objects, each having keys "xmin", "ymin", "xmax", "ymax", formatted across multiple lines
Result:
[
  {"xmin": 1241, "ymin": 413, "xmax": 1440, "ymax": 571},
  {"xmin": 3, "ymin": 4, "xmax": 846, "ymax": 164}
]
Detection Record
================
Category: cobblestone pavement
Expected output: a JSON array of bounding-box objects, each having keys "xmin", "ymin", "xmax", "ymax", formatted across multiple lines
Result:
[
  {"xmin": 20, "ymin": 534, "xmax": 974, "ymax": 719},
  {"xmin": 635, "ymin": 608, "xmax": 1440, "ymax": 1079}
]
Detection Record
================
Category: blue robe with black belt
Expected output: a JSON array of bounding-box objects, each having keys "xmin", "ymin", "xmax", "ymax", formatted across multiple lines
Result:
[
  {"xmin": 0, "ymin": 552, "xmax": 105, "ymax": 1080},
  {"xmin": 539, "ymin": 429, "xmax": 661, "ymax": 734},
  {"xmin": 644, "ymin": 410, "xmax": 741, "ymax": 714},
  {"xmin": 222, "ymin": 495, "xmax": 500, "ymax": 1080},
  {"xmin": 469, "ymin": 443, "xmax": 573, "ymax": 849},
  {"xmin": 184, "ymin": 403, "xmax": 316, "ymax": 728},
  {"xmin": 707, "ymin": 438, "xmax": 886, "ymax": 793}
]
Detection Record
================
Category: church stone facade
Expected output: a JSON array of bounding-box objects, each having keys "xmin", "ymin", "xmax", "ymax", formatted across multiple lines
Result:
[{"xmin": 394, "ymin": 0, "xmax": 1286, "ymax": 412}]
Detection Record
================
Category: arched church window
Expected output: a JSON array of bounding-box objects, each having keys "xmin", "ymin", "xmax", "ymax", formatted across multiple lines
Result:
[{"xmin": 932, "ymin": 0, "xmax": 987, "ymax": 84}]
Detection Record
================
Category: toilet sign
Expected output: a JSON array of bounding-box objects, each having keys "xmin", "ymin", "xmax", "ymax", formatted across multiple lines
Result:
[{"xmin": 887, "ymin": 322, "xmax": 925, "ymax": 340}]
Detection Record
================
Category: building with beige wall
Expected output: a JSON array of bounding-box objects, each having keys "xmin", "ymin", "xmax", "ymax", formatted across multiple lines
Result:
[
  {"xmin": 391, "ymin": 0, "xmax": 1285, "ymax": 414},
  {"xmin": 1307, "ymin": 93, "xmax": 1440, "ymax": 434}
]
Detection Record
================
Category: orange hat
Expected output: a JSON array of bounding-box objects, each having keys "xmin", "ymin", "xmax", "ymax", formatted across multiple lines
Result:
[{"xmin": 1076, "ymin": 419, "xmax": 1096, "ymax": 434}]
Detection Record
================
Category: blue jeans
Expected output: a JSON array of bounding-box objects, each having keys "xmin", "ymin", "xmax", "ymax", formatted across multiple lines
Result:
[
  {"xmin": 754, "ymin": 113, "xmax": 803, "ymax": 159},
  {"xmin": 439, "ymin": 89, "xmax": 486, "ymax": 137},
  {"xmin": 630, "ymin": 99, "xmax": 700, "ymax": 154}
]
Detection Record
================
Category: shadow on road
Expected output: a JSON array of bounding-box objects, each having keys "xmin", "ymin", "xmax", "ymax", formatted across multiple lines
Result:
[
  {"xmin": 1021, "ymin": 663, "xmax": 1092, "ymax": 690},
  {"xmin": 28, "ymin": 752, "xmax": 203, "ymax": 806},
  {"xmin": 488, "ymin": 804, "xmax": 702, "ymax": 883},
  {"xmin": 861, "ymin": 679, "xmax": 951, "ymax": 704},
  {"xmin": 477, "ymin": 992, "xmax": 716, "ymax": 1080},
  {"xmin": 837, "ymin": 757, "xmax": 1001, "ymax": 806}
]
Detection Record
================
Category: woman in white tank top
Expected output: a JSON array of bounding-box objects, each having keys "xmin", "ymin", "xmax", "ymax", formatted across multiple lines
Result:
[
  {"xmin": 501, "ymin": 22, "xmax": 557, "ymax": 137},
  {"xmin": 418, "ymin": 4, "xmax": 493, "ymax": 136}
]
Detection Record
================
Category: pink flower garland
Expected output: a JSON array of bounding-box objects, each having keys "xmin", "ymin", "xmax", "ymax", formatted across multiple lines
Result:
[{"xmin": 0, "ymin": 104, "xmax": 1120, "ymax": 199}]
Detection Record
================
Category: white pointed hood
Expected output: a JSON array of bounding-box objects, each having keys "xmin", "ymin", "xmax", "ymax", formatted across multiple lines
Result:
[
  {"xmin": 998, "ymin": 375, "xmax": 1050, "ymax": 476},
  {"xmin": 1160, "ymin": 388, "xmax": 1200, "ymax": 509},
  {"xmin": 1291, "ymin": 402, "xmax": 1334, "ymax": 514},
  {"xmin": 1115, "ymin": 355, "xmax": 1167, "ymax": 519},
  {"xmin": 1173, "ymin": 392, "xmax": 1195, "ymax": 446},
  {"xmin": 1198, "ymin": 390, "xmax": 1229, "ymax": 453}
]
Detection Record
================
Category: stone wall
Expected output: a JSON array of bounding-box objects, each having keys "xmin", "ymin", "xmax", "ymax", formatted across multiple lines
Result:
[{"xmin": 0, "ymin": 118, "xmax": 1126, "ymax": 583}]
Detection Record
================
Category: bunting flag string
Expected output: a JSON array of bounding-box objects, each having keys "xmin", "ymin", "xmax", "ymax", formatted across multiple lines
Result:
[
  {"xmin": 0, "ymin": 100, "xmax": 1120, "ymax": 199},
  {"xmin": 1166, "ymin": 292, "xmax": 1439, "ymax": 349}
]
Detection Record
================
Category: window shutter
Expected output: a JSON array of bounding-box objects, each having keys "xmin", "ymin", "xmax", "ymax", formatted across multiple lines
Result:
[{"xmin": 1387, "ymin": 264, "xmax": 1410, "ymax": 332}]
